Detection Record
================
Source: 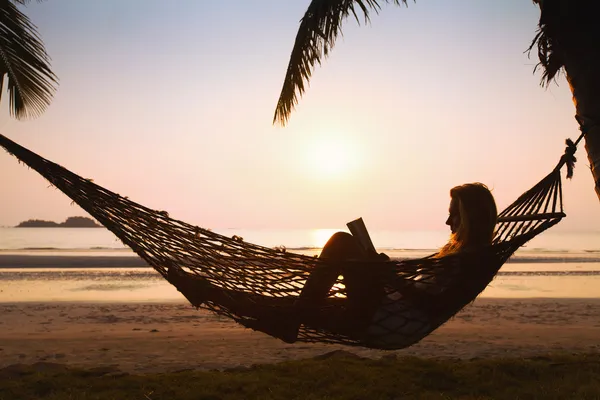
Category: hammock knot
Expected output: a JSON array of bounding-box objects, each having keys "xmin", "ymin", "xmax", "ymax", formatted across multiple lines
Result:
[
  {"xmin": 274, "ymin": 245, "xmax": 287, "ymax": 254},
  {"xmin": 561, "ymin": 138, "xmax": 577, "ymax": 179}
]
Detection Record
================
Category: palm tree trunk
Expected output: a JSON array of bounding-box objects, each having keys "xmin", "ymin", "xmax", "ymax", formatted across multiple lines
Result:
[
  {"xmin": 570, "ymin": 64, "xmax": 600, "ymax": 200},
  {"xmin": 564, "ymin": 47, "xmax": 600, "ymax": 199},
  {"xmin": 533, "ymin": 0, "xmax": 600, "ymax": 200}
]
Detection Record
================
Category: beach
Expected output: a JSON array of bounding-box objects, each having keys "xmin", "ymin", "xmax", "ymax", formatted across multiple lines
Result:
[
  {"xmin": 1, "ymin": 229, "xmax": 600, "ymax": 375},
  {"xmin": 1, "ymin": 298, "xmax": 599, "ymax": 373}
]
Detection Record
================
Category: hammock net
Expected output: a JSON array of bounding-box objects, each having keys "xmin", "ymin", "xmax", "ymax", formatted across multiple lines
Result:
[{"xmin": 0, "ymin": 133, "xmax": 576, "ymax": 350}]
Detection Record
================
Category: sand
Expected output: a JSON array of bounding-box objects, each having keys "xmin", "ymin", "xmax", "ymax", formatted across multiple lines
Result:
[
  {"xmin": 0, "ymin": 255, "xmax": 146, "ymax": 268},
  {"xmin": 1, "ymin": 298, "xmax": 599, "ymax": 373}
]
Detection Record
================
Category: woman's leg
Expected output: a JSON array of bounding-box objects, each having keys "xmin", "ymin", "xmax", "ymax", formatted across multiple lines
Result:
[
  {"xmin": 170, "ymin": 232, "xmax": 366, "ymax": 313},
  {"xmin": 297, "ymin": 232, "xmax": 366, "ymax": 307},
  {"xmin": 296, "ymin": 232, "xmax": 389, "ymax": 339}
]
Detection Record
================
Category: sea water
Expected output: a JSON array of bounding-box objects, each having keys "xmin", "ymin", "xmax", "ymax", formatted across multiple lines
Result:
[{"xmin": 1, "ymin": 227, "xmax": 599, "ymax": 302}]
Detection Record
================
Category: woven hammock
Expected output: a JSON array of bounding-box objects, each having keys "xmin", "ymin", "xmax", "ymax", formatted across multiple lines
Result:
[{"xmin": 0, "ymin": 133, "xmax": 579, "ymax": 350}]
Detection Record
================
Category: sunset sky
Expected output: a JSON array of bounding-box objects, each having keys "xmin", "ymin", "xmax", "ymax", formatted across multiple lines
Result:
[{"xmin": 1, "ymin": 0, "xmax": 599, "ymax": 233}]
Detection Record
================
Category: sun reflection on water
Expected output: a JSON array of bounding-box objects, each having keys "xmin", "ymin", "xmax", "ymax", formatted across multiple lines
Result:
[{"xmin": 310, "ymin": 229, "xmax": 340, "ymax": 249}]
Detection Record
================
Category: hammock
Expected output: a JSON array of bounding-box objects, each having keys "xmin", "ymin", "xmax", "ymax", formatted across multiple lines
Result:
[{"xmin": 0, "ymin": 133, "xmax": 581, "ymax": 350}]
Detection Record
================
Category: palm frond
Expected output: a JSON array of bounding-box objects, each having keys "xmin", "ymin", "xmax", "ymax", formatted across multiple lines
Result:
[
  {"xmin": 273, "ymin": 0, "xmax": 410, "ymax": 126},
  {"xmin": 0, "ymin": 0, "xmax": 57, "ymax": 119},
  {"xmin": 528, "ymin": 0, "xmax": 599, "ymax": 86},
  {"xmin": 528, "ymin": 0, "xmax": 564, "ymax": 85}
]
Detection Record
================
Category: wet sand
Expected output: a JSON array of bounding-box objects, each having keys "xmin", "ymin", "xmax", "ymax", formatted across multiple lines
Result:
[
  {"xmin": 0, "ymin": 254, "xmax": 146, "ymax": 268},
  {"xmin": 1, "ymin": 298, "xmax": 599, "ymax": 373}
]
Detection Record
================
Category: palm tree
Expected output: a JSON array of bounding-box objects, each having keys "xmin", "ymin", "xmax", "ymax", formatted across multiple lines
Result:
[
  {"xmin": 530, "ymin": 0, "xmax": 600, "ymax": 200},
  {"xmin": 273, "ymin": 0, "xmax": 600, "ymax": 201},
  {"xmin": 0, "ymin": 0, "xmax": 57, "ymax": 119}
]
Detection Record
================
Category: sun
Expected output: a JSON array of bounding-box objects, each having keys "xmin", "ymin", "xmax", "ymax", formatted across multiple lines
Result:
[
  {"xmin": 311, "ymin": 228, "xmax": 340, "ymax": 248},
  {"xmin": 306, "ymin": 136, "xmax": 359, "ymax": 178}
]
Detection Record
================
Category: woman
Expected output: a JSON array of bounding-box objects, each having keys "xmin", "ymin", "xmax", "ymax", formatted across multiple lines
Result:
[
  {"xmin": 168, "ymin": 183, "xmax": 497, "ymax": 344},
  {"xmin": 298, "ymin": 182, "xmax": 497, "ymax": 307},
  {"xmin": 288, "ymin": 182, "xmax": 498, "ymax": 345}
]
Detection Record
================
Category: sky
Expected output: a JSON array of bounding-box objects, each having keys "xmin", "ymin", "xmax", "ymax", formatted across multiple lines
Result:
[{"xmin": 1, "ymin": 0, "xmax": 599, "ymax": 233}]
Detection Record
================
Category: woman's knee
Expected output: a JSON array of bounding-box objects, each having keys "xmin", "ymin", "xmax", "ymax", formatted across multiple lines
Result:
[
  {"xmin": 321, "ymin": 231, "xmax": 362, "ymax": 259},
  {"xmin": 328, "ymin": 231, "xmax": 354, "ymax": 243},
  {"xmin": 323, "ymin": 231, "xmax": 355, "ymax": 249}
]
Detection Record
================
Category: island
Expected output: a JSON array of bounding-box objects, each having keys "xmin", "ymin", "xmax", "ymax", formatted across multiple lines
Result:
[{"xmin": 16, "ymin": 216, "xmax": 103, "ymax": 228}]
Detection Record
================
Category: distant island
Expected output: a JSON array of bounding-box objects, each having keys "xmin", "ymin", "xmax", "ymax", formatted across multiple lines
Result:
[{"xmin": 16, "ymin": 216, "xmax": 103, "ymax": 228}]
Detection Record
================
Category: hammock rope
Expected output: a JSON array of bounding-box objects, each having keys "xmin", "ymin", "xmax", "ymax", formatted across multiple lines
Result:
[{"xmin": 0, "ymin": 131, "xmax": 582, "ymax": 350}]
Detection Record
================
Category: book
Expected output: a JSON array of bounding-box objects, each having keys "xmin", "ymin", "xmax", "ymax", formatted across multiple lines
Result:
[{"xmin": 346, "ymin": 217, "xmax": 377, "ymax": 255}]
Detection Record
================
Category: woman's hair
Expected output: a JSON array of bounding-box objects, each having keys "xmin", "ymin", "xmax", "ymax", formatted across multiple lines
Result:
[{"xmin": 438, "ymin": 183, "xmax": 497, "ymax": 257}]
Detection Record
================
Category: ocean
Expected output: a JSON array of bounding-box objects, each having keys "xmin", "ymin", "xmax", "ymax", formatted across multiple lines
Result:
[{"xmin": 1, "ymin": 227, "xmax": 599, "ymax": 302}]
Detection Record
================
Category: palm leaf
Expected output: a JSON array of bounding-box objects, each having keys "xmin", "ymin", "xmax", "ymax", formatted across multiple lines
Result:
[
  {"xmin": 273, "ymin": 0, "xmax": 409, "ymax": 126},
  {"xmin": 528, "ymin": 0, "xmax": 565, "ymax": 85},
  {"xmin": 529, "ymin": 0, "xmax": 600, "ymax": 86},
  {"xmin": 0, "ymin": 0, "xmax": 57, "ymax": 119}
]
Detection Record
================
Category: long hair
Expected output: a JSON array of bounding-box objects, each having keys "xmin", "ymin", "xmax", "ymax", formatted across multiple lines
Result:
[{"xmin": 438, "ymin": 183, "xmax": 497, "ymax": 257}]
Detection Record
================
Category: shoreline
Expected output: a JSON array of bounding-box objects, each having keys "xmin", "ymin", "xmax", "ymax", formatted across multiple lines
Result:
[
  {"xmin": 0, "ymin": 255, "xmax": 147, "ymax": 268},
  {"xmin": 1, "ymin": 298, "xmax": 599, "ymax": 373},
  {"xmin": 2, "ymin": 254, "xmax": 600, "ymax": 269}
]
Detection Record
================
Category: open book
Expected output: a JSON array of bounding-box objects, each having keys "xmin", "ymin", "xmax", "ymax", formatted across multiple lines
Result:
[{"xmin": 346, "ymin": 217, "xmax": 377, "ymax": 255}]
